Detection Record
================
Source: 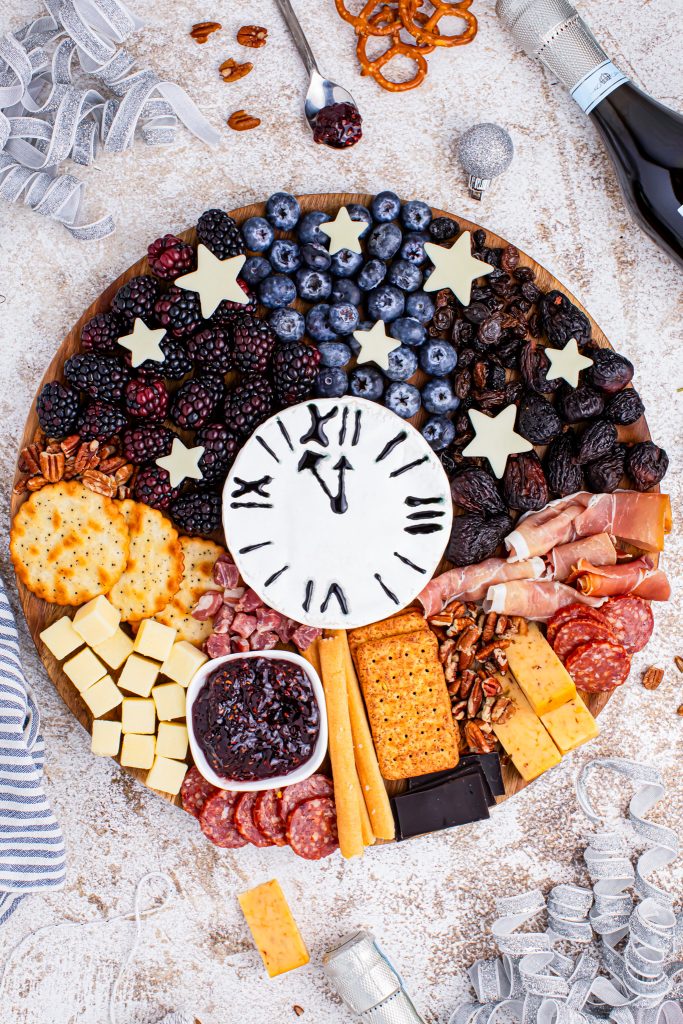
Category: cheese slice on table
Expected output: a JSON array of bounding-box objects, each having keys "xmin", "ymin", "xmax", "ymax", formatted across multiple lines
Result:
[
  {"xmin": 492, "ymin": 676, "xmax": 561, "ymax": 782},
  {"xmin": 40, "ymin": 616, "xmax": 84, "ymax": 660},
  {"xmin": 238, "ymin": 880, "xmax": 310, "ymax": 978},
  {"xmin": 93, "ymin": 627, "xmax": 134, "ymax": 671},
  {"xmin": 72, "ymin": 595, "xmax": 120, "ymax": 647},
  {"xmin": 506, "ymin": 623, "xmax": 576, "ymax": 716},
  {"xmin": 541, "ymin": 695, "xmax": 599, "ymax": 754}
]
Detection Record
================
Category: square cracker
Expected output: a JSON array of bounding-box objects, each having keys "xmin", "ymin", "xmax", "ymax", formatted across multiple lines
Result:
[
  {"xmin": 348, "ymin": 611, "xmax": 427, "ymax": 651},
  {"xmin": 354, "ymin": 630, "xmax": 458, "ymax": 781}
]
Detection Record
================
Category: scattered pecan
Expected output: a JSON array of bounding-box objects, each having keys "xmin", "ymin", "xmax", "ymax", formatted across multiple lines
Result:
[
  {"xmin": 190, "ymin": 21, "xmax": 221, "ymax": 43},
  {"xmin": 675, "ymin": 656, "xmax": 683, "ymax": 674},
  {"xmin": 466, "ymin": 678, "xmax": 484, "ymax": 718},
  {"xmin": 39, "ymin": 450, "xmax": 65, "ymax": 482},
  {"xmin": 451, "ymin": 699, "xmax": 467, "ymax": 721},
  {"xmin": 27, "ymin": 475, "xmax": 49, "ymax": 491},
  {"xmin": 98, "ymin": 455, "xmax": 127, "ymax": 474},
  {"xmin": 495, "ymin": 615, "xmax": 510, "ymax": 636},
  {"xmin": 19, "ymin": 443, "xmax": 42, "ymax": 475},
  {"xmin": 237, "ymin": 24, "xmax": 268, "ymax": 47},
  {"xmin": 60, "ymin": 434, "xmax": 80, "ymax": 458},
  {"xmin": 482, "ymin": 676, "xmax": 502, "ymax": 697},
  {"xmin": 464, "ymin": 719, "xmax": 497, "ymax": 754},
  {"xmin": 74, "ymin": 440, "xmax": 101, "ymax": 473},
  {"xmin": 458, "ymin": 669, "xmax": 476, "ymax": 699},
  {"xmin": 293, "ymin": 1007, "xmax": 304, "ymax": 1018},
  {"xmin": 477, "ymin": 637, "xmax": 511, "ymax": 661},
  {"xmin": 13, "ymin": 476, "xmax": 29, "ymax": 495},
  {"xmin": 491, "ymin": 697, "xmax": 514, "ymax": 724},
  {"xmin": 219, "ymin": 58, "xmax": 254, "ymax": 83},
  {"xmin": 457, "ymin": 623, "xmax": 482, "ymax": 654},
  {"xmin": 227, "ymin": 109, "xmax": 261, "ymax": 131},
  {"xmin": 641, "ymin": 666, "xmax": 664, "ymax": 690},
  {"xmin": 677, "ymin": 704, "xmax": 683, "ymax": 717},
  {"xmin": 82, "ymin": 469, "xmax": 117, "ymax": 497},
  {"xmin": 491, "ymin": 647, "xmax": 509, "ymax": 673},
  {"xmin": 448, "ymin": 615, "xmax": 475, "ymax": 637},
  {"xmin": 437, "ymin": 638, "xmax": 457, "ymax": 665},
  {"xmin": 481, "ymin": 611, "xmax": 497, "ymax": 644},
  {"xmin": 113, "ymin": 464, "xmax": 134, "ymax": 485}
]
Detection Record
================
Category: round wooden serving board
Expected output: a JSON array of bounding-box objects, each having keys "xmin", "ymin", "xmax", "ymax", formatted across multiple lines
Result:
[{"xmin": 10, "ymin": 193, "xmax": 653, "ymax": 814}]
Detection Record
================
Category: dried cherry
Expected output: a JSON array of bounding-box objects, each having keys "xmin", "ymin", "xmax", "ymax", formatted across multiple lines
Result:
[
  {"xmin": 544, "ymin": 432, "xmax": 584, "ymax": 497},
  {"xmin": 503, "ymin": 451, "xmax": 549, "ymax": 512},
  {"xmin": 576, "ymin": 419, "xmax": 618, "ymax": 464},
  {"xmin": 584, "ymin": 444, "xmax": 626, "ymax": 492},
  {"xmin": 587, "ymin": 347, "xmax": 634, "ymax": 394},
  {"xmin": 557, "ymin": 384, "xmax": 605, "ymax": 423},
  {"xmin": 517, "ymin": 390, "xmax": 562, "ymax": 445},
  {"xmin": 625, "ymin": 441, "xmax": 669, "ymax": 491},
  {"xmin": 539, "ymin": 290, "xmax": 591, "ymax": 347},
  {"xmin": 520, "ymin": 339, "xmax": 561, "ymax": 394},
  {"xmin": 604, "ymin": 388, "xmax": 645, "ymax": 425},
  {"xmin": 446, "ymin": 512, "xmax": 513, "ymax": 567},
  {"xmin": 450, "ymin": 468, "xmax": 506, "ymax": 515}
]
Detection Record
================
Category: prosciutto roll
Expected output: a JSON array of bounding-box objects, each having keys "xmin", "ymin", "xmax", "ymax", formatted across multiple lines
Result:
[
  {"xmin": 483, "ymin": 580, "xmax": 605, "ymax": 620},
  {"xmin": 566, "ymin": 557, "xmax": 671, "ymax": 600},
  {"xmin": 417, "ymin": 556, "xmax": 545, "ymax": 617},
  {"xmin": 547, "ymin": 533, "xmax": 617, "ymax": 580},
  {"xmin": 505, "ymin": 495, "xmax": 591, "ymax": 561}
]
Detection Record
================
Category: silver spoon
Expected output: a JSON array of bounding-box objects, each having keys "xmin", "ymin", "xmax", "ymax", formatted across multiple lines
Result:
[{"xmin": 273, "ymin": 0, "xmax": 362, "ymax": 146}]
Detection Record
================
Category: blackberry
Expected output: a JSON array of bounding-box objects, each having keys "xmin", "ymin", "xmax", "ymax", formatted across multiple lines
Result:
[
  {"xmin": 195, "ymin": 422, "xmax": 240, "ymax": 484},
  {"xmin": 121, "ymin": 424, "xmax": 174, "ymax": 465},
  {"xmin": 80, "ymin": 311, "xmax": 124, "ymax": 353},
  {"xmin": 223, "ymin": 377, "xmax": 274, "ymax": 436},
  {"xmin": 170, "ymin": 490, "xmax": 221, "ymax": 536},
  {"xmin": 64, "ymin": 353, "xmax": 130, "ymax": 404},
  {"xmin": 132, "ymin": 337, "xmax": 193, "ymax": 381},
  {"xmin": 111, "ymin": 275, "xmax": 159, "ymax": 325},
  {"xmin": 124, "ymin": 379, "xmax": 169, "ymax": 422},
  {"xmin": 170, "ymin": 378, "xmax": 218, "ymax": 430},
  {"xmin": 154, "ymin": 286, "xmax": 203, "ymax": 338},
  {"xmin": 36, "ymin": 381, "xmax": 80, "ymax": 437},
  {"xmin": 197, "ymin": 371, "xmax": 225, "ymax": 405},
  {"xmin": 209, "ymin": 281, "xmax": 257, "ymax": 327},
  {"xmin": 272, "ymin": 342, "xmax": 320, "ymax": 405},
  {"xmin": 196, "ymin": 209, "xmax": 244, "ymax": 260},
  {"xmin": 232, "ymin": 314, "xmax": 276, "ymax": 374},
  {"xmin": 187, "ymin": 327, "xmax": 232, "ymax": 373},
  {"xmin": 147, "ymin": 234, "xmax": 194, "ymax": 280},
  {"xmin": 77, "ymin": 401, "xmax": 127, "ymax": 442},
  {"xmin": 133, "ymin": 464, "xmax": 180, "ymax": 510}
]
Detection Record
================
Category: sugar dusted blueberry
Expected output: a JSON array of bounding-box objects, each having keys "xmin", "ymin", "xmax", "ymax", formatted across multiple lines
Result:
[
  {"xmin": 346, "ymin": 203, "xmax": 373, "ymax": 237},
  {"xmin": 421, "ymin": 378, "xmax": 459, "ymax": 415},
  {"xmin": 385, "ymin": 345, "xmax": 418, "ymax": 382},
  {"xmin": 300, "ymin": 242, "xmax": 332, "ymax": 270},
  {"xmin": 306, "ymin": 303, "xmax": 337, "ymax": 342},
  {"xmin": 349, "ymin": 366, "xmax": 385, "ymax": 401},
  {"xmin": 384, "ymin": 381, "xmax": 421, "ymax": 418},
  {"xmin": 298, "ymin": 210, "xmax": 331, "ymax": 245},
  {"xmin": 400, "ymin": 231, "xmax": 429, "ymax": 265},
  {"xmin": 331, "ymin": 248, "xmax": 364, "ymax": 278},
  {"xmin": 387, "ymin": 259, "xmax": 422, "ymax": 293},
  {"xmin": 258, "ymin": 273, "xmax": 296, "ymax": 309},
  {"xmin": 367, "ymin": 222, "xmax": 403, "ymax": 261},
  {"xmin": 317, "ymin": 341, "xmax": 352, "ymax": 367},
  {"xmin": 357, "ymin": 259, "xmax": 387, "ymax": 292},
  {"xmin": 329, "ymin": 302, "xmax": 359, "ymax": 335},
  {"xmin": 316, "ymin": 367, "xmax": 349, "ymax": 398},
  {"xmin": 419, "ymin": 338, "xmax": 458, "ymax": 376},
  {"xmin": 269, "ymin": 239, "xmax": 301, "ymax": 274},
  {"xmin": 401, "ymin": 199, "xmax": 432, "ymax": 232},
  {"xmin": 242, "ymin": 216, "xmax": 274, "ymax": 252},
  {"xmin": 371, "ymin": 191, "xmax": 401, "ymax": 223},
  {"xmin": 422, "ymin": 415, "xmax": 456, "ymax": 450},
  {"xmin": 266, "ymin": 191, "xmax": 300, "ymax": 230},
  {"xmin": 241, "ymin": 255, "xmax": 272, "ymax": 286},
  {"xmin": 389, "ymin": 316, "xmax": 427, "ymax": 347},
  {"xmin": 295, "ymin": 267, "xmax": 332, "ymax": 302},
  {"xmin": 367, "ymin": 284, "xmax": 405, "ymax": 323},
  {"xmin": 269, "ymin": 307, "xmax": 306, "ymax": 343},
  {"xmin": 406, "ymin": 290, "xmax": 435, "ymax": 323},
  {"xmin": 331, "ymin": 278, "xmax": 361, "ymax": 306}
]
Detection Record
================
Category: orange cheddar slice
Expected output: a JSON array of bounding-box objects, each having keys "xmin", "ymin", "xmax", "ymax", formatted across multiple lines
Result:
[{"xmin": 238, "ymin": 880, "xmax": 310, "ymax": 978}]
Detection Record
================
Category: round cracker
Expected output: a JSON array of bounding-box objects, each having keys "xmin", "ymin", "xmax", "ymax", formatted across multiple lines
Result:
[
  {"xmin": 108, "ymin": 500, "xmax": 184, "ymax": 622},
  {"xmin": 154, "ymin": 536, "xmax": 225, "ymax": 646},
  {"xmin": 10, "ymin": 481, "xmax": 129, "ymax": 606}
]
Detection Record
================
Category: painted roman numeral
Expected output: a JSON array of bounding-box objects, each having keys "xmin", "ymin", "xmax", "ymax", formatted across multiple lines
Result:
[
  {"xmin": 300, "ymin": 403, "xmax": 338, "ymax": 447},
  {"xmin": 320, "ymin": 583, "xmax": 348, "ymax": 615},
  {"xmin": 255, "ymin": 435, "xmax": 279, "ymax": 462},
  {"xmin": 374, "ymin": 572, "xmax": 399, "ymax": 604},
  {"xmin": 231, "ymin": 475, "xmax": 272, "ymax": 499}
]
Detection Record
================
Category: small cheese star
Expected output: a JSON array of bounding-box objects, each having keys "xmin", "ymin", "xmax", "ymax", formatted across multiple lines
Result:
[
  {"xmin": 176, "ymin": 244, "xmax": 247, "ymax": 319},
  {"xmin": 462, "ymin": 404, "xmax": 533, "ymax": 479},
  {"xmin": 318, "ymin": 206, "xmax": 365, "ymax": 255},
  {"xmin": 156, "ymin": 437, "xmax": 205, "ymax": 488},
  {"xmin": 423, "ymin": 231, "xmax": 494, "ymax": 306},
  {"xmin": 545, "ymin": 336, "xmax": 594, "ymax": 388},
  {"xmin": 353, "ymin": 320, "xmax": 401, "ymax": 371},
  {"xmin": 117, "ymin": 318, "xmax": 166, "ymax": 368}
]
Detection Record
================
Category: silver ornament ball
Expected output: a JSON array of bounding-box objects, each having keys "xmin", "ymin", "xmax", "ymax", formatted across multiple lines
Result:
[{"xmin": 457, "ymin": 123, "xmax": 514, "ymax": 200}]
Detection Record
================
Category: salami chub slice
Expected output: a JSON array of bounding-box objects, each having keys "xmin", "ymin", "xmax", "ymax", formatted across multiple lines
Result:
[
  {"xmin": 279, "ymin": 774, "xmax": 334, "ymax": 825},
  {"xmin": 565, "ymin": 639, "xmax": 631, "ymax": 692},
  {"xmin": 552, "ymin": 619, "xmax": 616, "ymax": 663},
  {"xmin": 181, "ymin": 767, "xmax": 219, "ymax": 819},
  {"xmin": 287, "ymin": 796, "xmax": 339, "ymax": 860},
  {"xmin": 546, "ymin": 603, "xmax": 607, "ymax": 646},
  {"xmin": 600, "ymin": 595, "xmax": 654, "ymax": 655},
  {"xmin": 254, "ymin": 790, "xmax": 287, "ymax": 846},
  {"xmin": 234, "ymin": 792, "xmax": 273, "ymax": 847},
  {"xmin": 199, "ymin": 791, "xmax": 248, "ymax": 848}
]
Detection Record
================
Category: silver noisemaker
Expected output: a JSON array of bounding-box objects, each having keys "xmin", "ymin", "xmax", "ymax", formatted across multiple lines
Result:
[{"xmin": 323, "ymin": 931, "xmax": 426, "ymax": 1023}]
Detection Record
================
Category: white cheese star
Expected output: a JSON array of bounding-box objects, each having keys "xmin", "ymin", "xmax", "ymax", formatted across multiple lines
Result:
[
  {"xmin": 545, "ymin": 336, "xmax": 594, "ymax": 388},
  {"xmin": 318, "ymin": 206, "xmax": 365, "ymax": 255},
  {"xmin": 353, "ymin": 320, "xmax": 401, "ymax": 371},
  {"xmin": 176, "ymin": 244, "xmax": 247, "ymax": 319},
  {"xmin": 423, "ymin": 231, "xmax": 494, "ymax": 306},
  {"xmin": 117, "ymin": 318, "xmax": 166, "ymax": 368},
  {"xmin": 462, "ymin": 404, "xmax": 533, "ymax": 479},
  {"xmin": 156, "ymin": 437, "xmax": 205, "ymax": 488}
]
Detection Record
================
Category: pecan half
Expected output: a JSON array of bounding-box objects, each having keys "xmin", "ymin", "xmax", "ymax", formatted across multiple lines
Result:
[
  {"xmin": 456, "ymin": 623, "xmax": 482, "ymax": 654},
  {"xmin": 491, "ymin": 697, "xmax": 514, "ymax": 724},
  {"xmin": 82, "ymin": 469, "xmax": 117, "ymax": 497},
  {"xmin": 60, "ymin": 435, "xmax": 81, "ymax": 458},
  {"xmin": 451, "ymin": 700, "xmax": 467, "ymax": 721},
  {"xmin": 675, "ymin": 656, "xmax": 683, "ymax": 674},
  {"xmin": 481, "ymin": 611, "xmax": 497, "ymax": 644},
  {"xmin": 98, "ymin": 455, "xmax": 127, "ymax": 474},
  {"xmin": 466, "ymin": 678, "xmax": 484, "ymax": 718},
  {"xmin": 74, "ymin": 440, "xmax": 100, "ymax": 473},
  {"xmin": 641, "ymin": 666, "xmax": 664, "ymax": 690},
  {"xmin": 19, "ymin": 443, "xmax": 42, "ymax": 475},
  {"xmin": 464, "ymin": 719, "xmax": 497, "ymax": 754},
  {"xmin": 458, "ymin": 669, "xmax": 476, "ymax": 700},
  {"xmin": 27, "ymin": 475, "xmax": 48, "ymax": 491},
  {"xmin": 227, "ymin": 109, "xmax": 261, "ymax": 131},
  {"xmin": 482, "ymin": 676, "xmax": 502, "ymax": 697},
  {"xmin": 39, "ymin": 450, "xmax": 65, "ymax": 482},
  {"xmin": 191, "ymin": 21, "xmax": 221, "ymax": 43},
  {"xmin": 219, "ymin": 58, "xmax": 254, "ymax": 83},
  {"xmin": 237, "ymin": 24, "xmax": 268, "ymax": 47}
]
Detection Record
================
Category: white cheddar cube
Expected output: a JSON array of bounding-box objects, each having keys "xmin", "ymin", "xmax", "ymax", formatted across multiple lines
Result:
[
  {"xmin": 118, "ymin": 653, "xmax": 160, "ymax": 697},
  {"xmin": 40, "ymin": 616, "xmax": 84, "ymax": 661},
  {"xmin": 121, "ymin": 698, "xmax": 156, "ymax": 735},
  {"xmin": 121, "ymin": 734, "xmax": 156, "ymax": 770},
  {"xmin": 146, "ymin": 755, "xmax": 187, "ymax": 795},
  {"xmin": 81, "ymin": 676, "xmax": 122, "ymax": 717},
  {"xmin": 134, "ymin": 619, "xmax": 177, "ymax": 662},
  {"xmin": 156, "ymin": 722, "xmax": 189, "ymax": 760},
  {"xmin": 152, "ymin": 683, "xmax": 186, "ymax": 721},
  {"xmin": 161, "ymin": 640, "xmax": 208, "ymax": 687},
  {"xmin": 72, "ymin": 595, "xmax": 120, "ymax": 647},
  {"xmin": 91, "ymin": 720, "xmax": 122, "ymax": 757},
  {"xmin": 93, "ymin": 628, "xmax": 134, "ymax": 671},
  {"xmin": 63, "ymin": 648, "xmax": 108, "ymax": 693}
]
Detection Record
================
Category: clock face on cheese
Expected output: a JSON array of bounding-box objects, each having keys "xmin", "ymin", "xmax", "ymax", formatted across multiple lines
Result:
[{"xmin": 223, "ymin": 397, "xmax": 453, "ymax": 629}]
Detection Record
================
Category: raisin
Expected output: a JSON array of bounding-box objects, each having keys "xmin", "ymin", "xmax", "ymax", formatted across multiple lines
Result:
[
  {"xmin": 432, "ymin": 307, "xmax": 454, "ymax": 333},
  {"xmin": 457, "ymin": 346, "xmax": 475, "ymax": 367},
  {"xmin": 503, "ymin": 451, "xmax": 549, "ymax": 512},
  {"xmin": 450, "ymin": 468, "xmax": 506, "ymax": 515},
  {"xmin": 472, "ymin": 229, "xmax": 487, "ymax": 249},
  {"xmin": 487, "ymin": 364, "xmax": 507, "ymax": 390},
  {"xmin": 584, "ymin": 444, "xmax": 626, "ymax": 492},
  {"xmin": 478, "ymin": 314, "xmax": 504, "ymax": 347},
  {"xmin": 539, "ymin": 289, "xmax": 591, "ymax": 347},
  {"xmin": 494, "ymin": 338, "xmax": 522, "ymax": 369},
  {"xmin": 453, "ymin": 368, "xmax": 472, "ymax": 400},
  {"xmin": 514, "ymin": 266, "xmax": 535, "ymax": 282},
  {"xmin": 604, "ymin": 388, "xmax": 645, "ymax": 425},
  {"xmin": 544, "ymin": 432, "xmax": 584, "ymax": 497},
  {"xmin": 587, "ymin": 347, "xmax": 634, "ymax": 394},
  {"xmin": 519, "ymin": 339, "xmax": 561, "ymax": 394},
  {"xmin": 452, "ymin": 322, "xmax": 475, "ymax": 347},
  {"xmin": 500, "ymin": 245, "xmax": 520, "ymax": 273},
  {"xmin": 504, "ymin": 380, "xmax": 524, "ymax": 405},
  {"xmin": 446, "ymin": 512, "xmax": 513, "ymax": 567},
  {"xmin": 625, "ymin": 441, "xmax": 669, "ymax": 491},
  {"xmin": 557, "ymin": 384, "xmax": 605, "ymax": 423},
  {"xmin": 576, "ymin": 419, "xmax": 618, "ymax": 464},
  {"xmin": 521, "ymin": 281, "xmax": 540, "ymax": 302},
  {"xmin": 517, "ymin": 390, "xmax": 562, "ymax": 445},
  {"xmin": 463, "ymin": 303, "xmax": 491, "ymax": 325}
]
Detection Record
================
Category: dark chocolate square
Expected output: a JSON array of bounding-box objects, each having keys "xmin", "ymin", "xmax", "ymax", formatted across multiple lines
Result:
[{"xmin": 391, "ymin": 770, "xmax": 491, "ymax": 840}]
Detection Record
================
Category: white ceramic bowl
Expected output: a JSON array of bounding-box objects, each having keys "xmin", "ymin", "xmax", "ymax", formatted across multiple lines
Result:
[{"xmin": 185, "ymin": 649, "xmax": 328, "ymax": 792}]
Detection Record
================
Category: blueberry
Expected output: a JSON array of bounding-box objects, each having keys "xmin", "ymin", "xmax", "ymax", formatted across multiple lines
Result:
[
  {"xmin": 421, "ymin": 378, "xmax": 460, "ymax": 415},
  {"xmin": 371, "ymin": 191, "xmax": 401, "ymax": 223},
  {"xmin": 301, "ymin": 243, "xmax": 332, "ymax": 271},
  {"xmin": 401, "ymin": 200, "xmax": 432, "ymax": 232},
  {"xmin": 387, "ymin": 259, "xmax": 422, "ymax": 293},
  {"xmin": 345, "ymin": 203, "xmax": 373, "ymax": 238},
  {"xmin": 258, "ymin": 273, "xmax": 297, "ymax": 309},
  {"xmin": 367, "ymin": 285, "xmax": 405, "ymax": 323},
  {"xmin": 349, "ymin": 366, "xmax": 385, "ymax": 401},
  {"xmin": 429, "ymin": 216, "xmax": 459, "ymax": 242},
  {"xmin": 400, "ymin": 231, "xmax": 429, "ymax": 266},
  {"xmin": 331, "ymin": 248, "xmax": 364, "ymax": 277},
  {"xmin": 295, "ymin": 267, "xmax": 332, "ymax": 302},
  {"xmin": 384, "ymin": 381, "xmax": 421, "ymax": 418},
  {"xmin": 241, "ymin": 255, "xmax": 271, "ymax": 286},
  {"xmin": 329, "ymin": 302, "xmax": 360, "ymax": 335},
  {"xmin": 269, "ymin": 239, "xmax": 301, "ymax": 274},
  {"xmin": 317, "ymin": 341, "xmax": 352, "ymax": 367},
  {"xmin": 306, "ymin": 303, "xmax": 337, "ymax": 343},
  {"xmin": 266, "ymin": 192, "xmax": 301, "ymax": 231},
  {"xmin": 298, "ymin": 210, "xmax": 330, "ymax": 245},
  {"xmin": 357, "ymin": 259, "xmax": 387, "ymax": 292},
  {"xmin": 367, "ymin": 222, "xmax": 403, "ymax": 261},
  {"xmin": 419, "ymin": 338, "xmax": 458, "ymax": 376},
  {"xmin": 316, "ymin": 367, "xmax": 349, "ymax": 398},
  {"xmin": 389, "ymin": 316, "xmax": 427, "ymax": 347},
  {"xmin": 385, "ymin": 345, "xmax": 418, "ymax": 382},
  {"xmin": 331, "ymin": 278, "xmax": 361, "ymax": 306},
  {"xmin": 242, "ymin": 216, "xmax": 274, "ymax": 252},
  {"xmin": 422, "ymin": 415, "xmax": 456, "ymax": 450},
  {"xmin": 405, "ymin": 291, "xmax": 435, "ymax": 324},
  {"xmin": 269, "ymin": 307, "xmax": 305, "ymax": 343}
]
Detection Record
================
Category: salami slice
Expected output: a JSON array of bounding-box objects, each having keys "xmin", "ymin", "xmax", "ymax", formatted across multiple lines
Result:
[
  {"xmin": 234, "ymin": 792, "xmax": 273, "ymax": 847},
  {"xmin": 600, "ymin": 595, "xmax": 654, "ymax": 655},
  {"xmin": 553, "ymin": 619, "xmax": 616, "ymax": 663},
  {"xmin": 254, "ymin": 790, "xmax": 287, "ymax": 846},
  {"xmin": 199, "ymin": 791, "xmax": 248, "ymax": 848},
  {"xmin": 280, "ymin": 775, "xmax": 334, "ymax": 826},
  {"xmin": 546, "ymin": 603, "xmax": 607, "ymax": 646},
  {"xmin": 287, "ymin": 796, "xmax": 339, "ymax": 860},
  {"xmin": 565, "ymin": 639, "xmax": 631, "ymax": 692},
  {"xmin": 181, "ymin": 767, "xmax": 219, "ymax": 819}
]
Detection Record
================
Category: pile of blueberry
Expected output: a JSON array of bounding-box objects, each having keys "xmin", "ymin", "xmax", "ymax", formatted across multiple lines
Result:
[{"xmin": 240, "ymin": 190, "xmax": 464, "ymax": 449}]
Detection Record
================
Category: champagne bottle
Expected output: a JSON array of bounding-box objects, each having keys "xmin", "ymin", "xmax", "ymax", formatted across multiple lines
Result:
[{"xmin": 497, "ymin": 0, "xmax": 683, "ymax": 268}]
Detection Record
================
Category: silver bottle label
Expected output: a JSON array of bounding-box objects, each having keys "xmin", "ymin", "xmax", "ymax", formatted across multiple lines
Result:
[{"xmin": 569, "ymin": 58, "xmax": 629, "ymax": 113}]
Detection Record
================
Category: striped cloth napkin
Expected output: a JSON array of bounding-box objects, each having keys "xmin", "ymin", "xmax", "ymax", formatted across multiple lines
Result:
[{"xmin": 0, "ymin": 575, "xmax": 65, "ymax": 924}]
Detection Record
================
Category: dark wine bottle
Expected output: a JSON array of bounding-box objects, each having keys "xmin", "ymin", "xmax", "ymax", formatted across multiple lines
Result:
[{"xmin": 497, "ymin": 0, "xmax": 683, "ymax": 268}]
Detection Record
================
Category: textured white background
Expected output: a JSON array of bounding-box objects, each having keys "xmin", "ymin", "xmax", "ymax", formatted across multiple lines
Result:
[{"xmin": 0, "ymin": 1, "xmax": 681, "ymax": 1021}]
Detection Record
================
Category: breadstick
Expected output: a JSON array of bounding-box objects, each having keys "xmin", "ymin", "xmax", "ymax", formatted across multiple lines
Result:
[
  {"xmin": 355, "ymin": 773, "xmax": 375, "ymax": 846},
  {"xmin": 319, "ymin": 635, "xmax": 364, "ymax": 859},
  {"xmin": 300, "ymin": 638, "xmax": 321, "ymax": 678}
]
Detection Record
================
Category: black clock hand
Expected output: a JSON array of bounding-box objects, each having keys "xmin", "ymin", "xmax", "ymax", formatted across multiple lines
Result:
[
  {"xmin": 330, "ymin": 456, "xmax": 353, "ymax": 514},
  {"xmin": 298, "ymin": 450, "xmax": 333, "ymax": 500},
  {"xmin": 298, "ymin": 450, "xmax": 353, "ymax": 515}
]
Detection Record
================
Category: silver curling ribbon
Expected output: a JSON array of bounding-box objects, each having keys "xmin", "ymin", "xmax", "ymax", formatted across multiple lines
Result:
[{"xmin": 323, "ymin": 931, "xmax": 426, "ymax": 1023}]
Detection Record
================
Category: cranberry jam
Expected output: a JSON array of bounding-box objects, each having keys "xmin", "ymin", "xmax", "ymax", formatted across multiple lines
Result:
[
  {"xmin": 312, "ymin": 102, "xmax": 363, "ymax": 148},
  {"xmin": 192, "ymin": 657, "xmax": 320, "ymax": 782}
]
